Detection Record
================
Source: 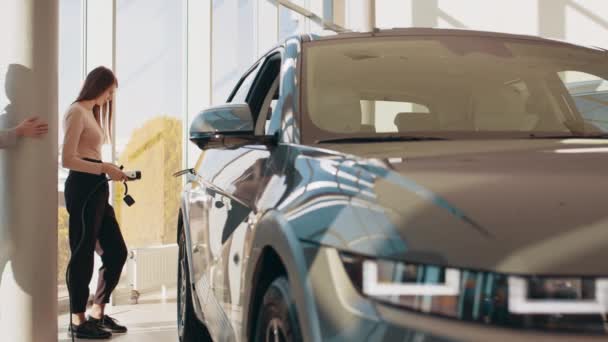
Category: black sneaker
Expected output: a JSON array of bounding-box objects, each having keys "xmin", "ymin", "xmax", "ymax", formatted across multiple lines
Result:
[
  {"xmin": 67, "ymin": 320, "xmax": 112, "ymax": 339},
  {"xmin": 87, "ymin": 314, "xmax": 128, "ymax": 334}
]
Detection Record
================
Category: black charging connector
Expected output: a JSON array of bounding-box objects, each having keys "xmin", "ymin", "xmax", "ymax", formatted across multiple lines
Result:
[
  {"xmin": 119, "ymin": 165, "xmax": 141, "ymax": 206},
  {"xmin": 123, "ymin": 181, "xmax": 135, "ymax": 206}
]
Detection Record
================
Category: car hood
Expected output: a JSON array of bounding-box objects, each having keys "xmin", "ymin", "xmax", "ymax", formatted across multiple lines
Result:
[{"xmin": 306, "ymin": 139, "xmax": 608, "ymax": 276}]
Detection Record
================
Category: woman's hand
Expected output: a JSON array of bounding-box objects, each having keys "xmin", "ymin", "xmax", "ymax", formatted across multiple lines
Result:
[
  {"xmin": 16, "ymin": 117, "xmax": 48, "ymax": 138},
  {"xmin": 102, "ymin": 163, "xmax": 128, "ymax": 182}
]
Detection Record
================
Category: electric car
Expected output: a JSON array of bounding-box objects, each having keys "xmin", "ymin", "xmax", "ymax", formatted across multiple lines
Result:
[{"xmin": 177, "ymin": 29, "xmax": 608, "ymax": 342}]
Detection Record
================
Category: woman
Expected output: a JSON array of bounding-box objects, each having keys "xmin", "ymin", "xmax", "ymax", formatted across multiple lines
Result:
[{"xmin": 62, "ymin": 66, "xmax": 128, "ymax": 339}]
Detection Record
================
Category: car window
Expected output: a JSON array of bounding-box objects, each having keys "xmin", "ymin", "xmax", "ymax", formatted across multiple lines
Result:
[
  {"xmin": 256, "ymin": 76, "xmax": 279, "ymax": 135},
  {"xmin": 267, "ymin": 99, "xmax": 278, "ymax": 133},
  {"xmin": 247, "ymin": 52, "xmax": 282, "ymax": 134},
  {"xmin": 559, "ymin": 71, "xmax": 608, "ymax": 131},
  {"xmin": 471, "ymin": 79, "xmax": 543, "ymax": 131},
  {"xmin": 364, "ymin": 100, "xmax": 430, "ymax": 133},
  {"xmin": 230, "ymin": 62, "xmax": 262, "ymax": 104},
  {"xmin": 302, "ymin": 37, "xmax": 608, "ymax": 143}
]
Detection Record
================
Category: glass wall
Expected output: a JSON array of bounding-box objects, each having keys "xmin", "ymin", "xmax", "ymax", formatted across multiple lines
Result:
[
  {"xmin": 279, "ymin": 2, "xmax": 307, "ymax": 41},
  {"xmin": 85, "ymin": 0, "xmax": 113, "ymax": 74},
  {"xmin": 375, "ymin": 0, "xmax": 410, "ymax": 29},
  {"xmin": 56, "ymin": 0, "xmax": 340, "ymax": 291},
  {"xmin": 257, "ymin": 0, "xmax": 279, "ymax": 57},
  {"xmin": 86, "ymin": 0, "xmax": 114, "ymax": 165},
  {"xmin": 57, "ymin": 0, "xmax": 608, "ymax": 302},
  {"xmin": 114, "ymin": 0, "xmax": 185, "ymax": 248},
  {"xmin": 211, "ymin": 0, "xmax": 256, "ymax": 104},
  {"xmin": 186, "ymin": 0, "xmax": 212, "ymax": 168},
  {"xmin": 58, "ymin": 0, "xmax": 83, "ymax": 287}
]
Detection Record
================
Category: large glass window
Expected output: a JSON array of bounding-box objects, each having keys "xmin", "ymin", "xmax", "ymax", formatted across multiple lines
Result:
[
  {"xmin": 257, "ymin": 0, "xmax": 279, "ymax": 56},
  {"xmin": 186, "ymin": 0, "xmax": 212, "ymax": 168},
  {"xmin": 55, "ymin": 0, "xmax": 334, "ymax": 299},
  {"xmin": 375, "ymin": 0, "xmax": 410, "ymax": 29},
  {"xmin": 212, "ymin": 0, "xmax": 256, "ymax": 104},
  {"xmin": 114, "ymin": 0, "xmax": 185, "ymax": 248},
  {"xmin": 85, "ymin": 0, "xmax": 114, "ymax": 164},
  {"xmin": 58, "ymin": 0, "xmax": 84, "ymax": 288},
  {"xmin": 85, "ymin": 0, "xmax": 113, "ymax": 74},
  {"xmin": 279, "ymin": 2, "xmax": 307, "ymax": 40}
]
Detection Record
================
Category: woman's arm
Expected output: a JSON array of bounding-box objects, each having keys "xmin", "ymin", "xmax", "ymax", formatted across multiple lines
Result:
[
  {"xmin": 0, "ymin": 117, "xmax": 49, "ymax": 149},
  {"xmin": 0, "ymin": 128, "xmax": 17, "ymax": 148},
  {"xmin": 61, "ymin": 110, "xmax": 104, "ymax": 174}
]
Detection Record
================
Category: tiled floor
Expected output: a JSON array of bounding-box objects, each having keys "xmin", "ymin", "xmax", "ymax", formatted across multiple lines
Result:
[{"xmin": 58, "ymin": 289, "xmax": 178, "ymax": 341}]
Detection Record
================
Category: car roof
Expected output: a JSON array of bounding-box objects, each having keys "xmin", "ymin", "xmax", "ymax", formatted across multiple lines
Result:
[{"xmin": 298, "ymin": 27, "xmax": 607, "ymax": 53}]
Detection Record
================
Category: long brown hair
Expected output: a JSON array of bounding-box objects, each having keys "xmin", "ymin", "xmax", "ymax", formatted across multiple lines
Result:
[{"xmin": 74, "ymin": 66, "xmax": 118, "ymax": 142}]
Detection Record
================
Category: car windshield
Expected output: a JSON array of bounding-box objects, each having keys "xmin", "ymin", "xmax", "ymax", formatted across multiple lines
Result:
[{"xmin": 302, "ymin": 36, "xmax": 608, "ymax": 143}]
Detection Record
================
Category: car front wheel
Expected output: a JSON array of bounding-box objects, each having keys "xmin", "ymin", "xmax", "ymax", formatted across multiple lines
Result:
[{"xmin": 254, "ymin": 276, "xmax": 303, "ymax": 342}]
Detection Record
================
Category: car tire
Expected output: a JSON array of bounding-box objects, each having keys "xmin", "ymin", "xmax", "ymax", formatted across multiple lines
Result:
[
  {"xmin": 254, "ymin": 276, "xmax": 303, "ymax": 342},
  {"xmin": 178, "ymin": 221, "xmax": 212, "ymax": 342}
]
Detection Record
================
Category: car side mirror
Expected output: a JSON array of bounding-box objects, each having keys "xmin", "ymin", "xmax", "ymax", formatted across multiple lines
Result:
[{"xmin": 190, "ymin": 103, "xmax": 274, "ymax": 149}]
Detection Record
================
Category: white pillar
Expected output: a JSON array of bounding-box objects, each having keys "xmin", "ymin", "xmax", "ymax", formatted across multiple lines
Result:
[{"xmin": 0, "ymin": 0, "xmax": 59, "ymax": 341}]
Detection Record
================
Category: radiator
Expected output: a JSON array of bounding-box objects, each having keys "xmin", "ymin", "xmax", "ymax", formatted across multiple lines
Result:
[{"xmin": 127, "ymin": 244, "xmax": 178, "ymax": 296}]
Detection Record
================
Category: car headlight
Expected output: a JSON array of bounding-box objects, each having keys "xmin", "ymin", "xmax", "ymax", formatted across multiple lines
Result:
[
  {"xmin": 339, "ymin": 252, "xmax": 468, "ymax": 317},
  {"xmin": 509, "ymin": 277, "xmax": 608, "ymax": 315},
  {"xmin": 339, "ymin": 251, "xmax": 608, "ymax": 334}
]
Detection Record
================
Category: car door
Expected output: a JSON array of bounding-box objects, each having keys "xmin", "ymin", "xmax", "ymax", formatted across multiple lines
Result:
[
  {"xmin": 191, "ymin": 49, "xmax": 285, "ymax": 341},
  {"xmin": 185, "ymin": 58, "xmax": 264, "ymax": 340},
  {"xmin": 213, "ymin": 50, "xmax": 285, "ymax": 339}
]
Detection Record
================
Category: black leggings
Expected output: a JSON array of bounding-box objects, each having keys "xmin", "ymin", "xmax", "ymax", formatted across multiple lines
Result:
[{"xmin": 64, "ymin": 161, "xmax": 127, "ymax": 313}]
